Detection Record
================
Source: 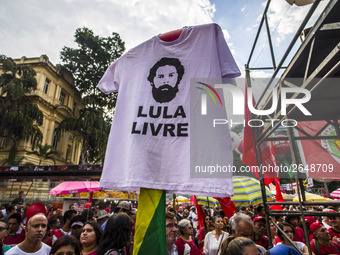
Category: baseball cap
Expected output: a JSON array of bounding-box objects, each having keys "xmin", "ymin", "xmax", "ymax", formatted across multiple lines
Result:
[
  {"xmin": 310, "ymin": 222, "xmax": 323, "ymax": 233},
  {"xmin": 305, "ymin": 216, "xmax": 316, "ymax": 224},
  {"xmin": 253, "ymin": 216, "xmax": 266, "ymax": 223},
  {"xmin": 117, "ymin": 201, "xmax": 132, "ymax": 211},
  {"xmin": 269, "ymin": 205, "xmax": 283, "ymax": 211},
  {"xmin": 96, "ymin": 210, "xmax": 109, "ymax": 220},
  {"xmin": 71, "ymin": 221, "xmax": 84, "ymax": 228}
]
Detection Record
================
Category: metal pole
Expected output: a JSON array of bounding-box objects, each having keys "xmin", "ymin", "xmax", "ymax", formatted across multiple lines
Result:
[
  {"xmin": 256, "ymin": 0, "xmax": 321, "ymax": 106},
  {"xmin": 287, "ymin": 126, "xmax": 312, "ymax": 255},
  {"xmin": 264, "ymin": 13, "xmax": 276, "ymax": 70},
  {"xmin": 271, "ymin": 219, "xmax": 303, "ymax": 255},
  {"xmin": 247, "ymin": 0, "xmax": 272, "ymax": 66}
]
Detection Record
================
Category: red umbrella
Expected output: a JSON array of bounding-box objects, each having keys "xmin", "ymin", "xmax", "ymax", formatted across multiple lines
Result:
[{"xmin": 49, "ymin": 181, "xmax": 103, "ymax": 195}]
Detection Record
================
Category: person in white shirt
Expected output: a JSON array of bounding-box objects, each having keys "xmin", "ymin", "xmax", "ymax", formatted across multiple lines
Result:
[
  {"xmin": 203, "ymin": 215, "xmax": 229, "ymax": 255},
  {"xmin": 5, "ymin": 213, "xmax": 51, "ymax": 255}
]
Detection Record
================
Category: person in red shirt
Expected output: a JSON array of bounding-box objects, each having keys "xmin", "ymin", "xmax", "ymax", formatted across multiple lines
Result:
[
  {"xmin": 197, "ymin": 215, "xmax": 212, "ymax": 251},
  {"xmin": 303, "ymin": 216, "xmax": 317, "ymax": 243},
  {"xmin": 175, "ymin": 219, "xmax": 201, "ymax": 255},
  {"xmin": 3, "ymin": 213, "xmax": 25, "ymax": 247},
  {"xmin": 253, "ymin": 216, "xmax": 269, "ymax": 250},
  {"xmin": 310, "ymin": 222, "xmax": 340, "ymax": 255},
  {"xmin": 329, "ymin": 213, "xmax": 340, "ymax": 243},
  {"xmin": 286, "ymin": 215, "xmax": 305, "ymax": 243}
]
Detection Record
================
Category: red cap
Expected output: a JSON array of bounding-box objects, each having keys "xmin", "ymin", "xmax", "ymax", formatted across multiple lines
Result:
[
  {"xmin": 310, "ymin": 222, "xmax": 323, "ymax": 233},
  {"xmin": 253, "ymin": 216, "xmax": 266, "ymax": 223},
  {"xmin": 104, "ymin": 207, "xmax": 110, "ymax": 212},
  {"xmin": 305, "ymin": 216, "xmax": 316, "ymax": 224},
  {"xmin": 269, "ymin": 205, "xmax": 283, "ymax": 211},
  {"xmin": 329, "ymin": 210, "xmax": 337, "ymax": 213}
]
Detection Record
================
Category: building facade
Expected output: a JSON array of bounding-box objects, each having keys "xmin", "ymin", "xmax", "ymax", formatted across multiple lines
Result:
[{"xmin": 0, "ymin": 55, "xmax": 82, "ymax": 165}]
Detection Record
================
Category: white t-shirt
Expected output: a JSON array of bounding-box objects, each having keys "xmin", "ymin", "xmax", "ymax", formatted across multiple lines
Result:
[
  {"xmin": 203, "ymin": 231, "xmax": 229, "ymax": 255},
  {"xmin": 98, "ymin": 23, "xmax": 240, "ymax": 197},
  {"xmin": 5, "ymin": 243, "xmax": 51, "ymax": 255}
]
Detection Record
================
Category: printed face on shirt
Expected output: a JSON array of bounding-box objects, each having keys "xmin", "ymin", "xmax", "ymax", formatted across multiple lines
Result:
[
  {"xmin": 147, "ymin": 57, "xmax": 185, "ymax": 103},
  {"xmin": 153, "ymin": 65, "xmax": 178, "ymax": 89}
]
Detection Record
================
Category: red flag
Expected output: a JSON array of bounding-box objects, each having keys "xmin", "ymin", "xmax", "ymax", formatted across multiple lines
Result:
[
  {"xmin": 192, "ymin": 196, "xmax": 205, "ymax": 230},
  {"xmin": 242, "ymin": 83, "xmax": 278, "ymax": 185},
  {"xmin": 274, "ymin": 178, "xmax": 284, "ymax": 202},
  {"xmin": 213, "ymin": 197, "xmax": 236, "ymax": 219}
]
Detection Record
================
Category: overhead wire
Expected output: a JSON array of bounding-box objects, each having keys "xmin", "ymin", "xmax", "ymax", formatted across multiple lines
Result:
[{"xmin": 251, "ymin": 3, "xmax": 291, "ymax": 68}]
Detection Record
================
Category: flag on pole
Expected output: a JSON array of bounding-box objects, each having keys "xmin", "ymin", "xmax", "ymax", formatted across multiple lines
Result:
[
  {"xmin": 192, "ymin": 195, "xmax": 205, "ymax": 230},
  {"xmin": 242, "ymin": 83, "xmax": 278, "ymax": 185},
  {"xmin": 213, "ymin": 197, "xmax": 236, "ymax": 219},
  {"xmin": 133, "ymin": 188, "xmax": 166, "ymax": 255}
]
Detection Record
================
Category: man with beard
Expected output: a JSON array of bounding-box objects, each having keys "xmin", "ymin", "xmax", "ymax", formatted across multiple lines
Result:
[
  {"xmin": 147, "ymin": 57, "xmax": 185, "ymax": 103},
  {"xmin": 5, "ymin": 213, "xmax": 51, "ymax": 255}
]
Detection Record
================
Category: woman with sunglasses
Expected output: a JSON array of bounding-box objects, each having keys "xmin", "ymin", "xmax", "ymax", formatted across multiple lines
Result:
[
  {"xmin": 198, "ymin": 215, "xmax": 213, "ymax": 251},
  {"xmin": 175, "ymin": 219, "xmax": 202, "ymax": 255}
]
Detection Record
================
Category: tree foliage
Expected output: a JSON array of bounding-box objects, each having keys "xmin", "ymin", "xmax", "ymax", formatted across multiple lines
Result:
[
  {"xmin": 60, "ymin": 27, "xmax": 125, "ymax": 112},
  {"xmin": 27, "ymin": 144, "xmax": 59, "ymax": 165},
  {"xmin": 58, "ymin": 28, "xmax": 125, "ymax": 164},
  {"xmin": 0, "ymin": 55, "xmax": 43, "ymax": 148},
  {"xmin": 56, "ymin": 108, "xmax": 110, "ymax": 164}
]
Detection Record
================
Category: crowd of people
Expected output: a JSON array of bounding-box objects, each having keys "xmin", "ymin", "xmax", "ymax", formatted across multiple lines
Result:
[
  {"xmin": 166, "ymin": 203, "xmax": 340, "ymax": 255},
  {"xmin": 0, "ymin": 191, "xmax": 340, "ymax": 255}
]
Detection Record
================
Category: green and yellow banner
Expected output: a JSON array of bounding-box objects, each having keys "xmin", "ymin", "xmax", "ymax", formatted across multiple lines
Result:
[{"xmin": 133, "ymin": 188, "xmax": 166, "ymax": 255}]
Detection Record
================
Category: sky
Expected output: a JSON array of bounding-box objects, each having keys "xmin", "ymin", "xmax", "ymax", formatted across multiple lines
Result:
[{"xmin": 0, "ymin": 0, "xmax": 329, "ymax": 95}]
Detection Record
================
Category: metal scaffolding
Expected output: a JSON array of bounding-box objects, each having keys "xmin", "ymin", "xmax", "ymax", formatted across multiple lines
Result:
[{"xmin": 245, "ymin": 0, "xmax": 340, "ymax": 254}]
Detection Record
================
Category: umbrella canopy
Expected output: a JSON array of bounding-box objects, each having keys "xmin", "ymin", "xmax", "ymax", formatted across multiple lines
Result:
[
  {"xmin": 282, "ymin": 194, "xmax": 294, "ymax": 201},
  {"xmin": 49, "ymin": 181, "xmax": 103, "ymax": 195},
  {"xmin": 175, "ymin": 196, "xmax": 190, "ymax": 203},
  {"xmin": 231, "ymin": 176, "xmax": 275, "ymax": 206},
  {"xmin": 196, "ymin": 197, "xmax": 218, "ymax": 207},
  {"xmin": 293, "ymin": 192, "xmax": 328, "ymax": 202},
  {"xmin": 330, "ymin": 188, "xmax": 340, "ymax": 199}
]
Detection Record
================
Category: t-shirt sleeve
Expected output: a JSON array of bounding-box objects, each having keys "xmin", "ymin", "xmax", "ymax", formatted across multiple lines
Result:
[
  {"xmin": 215, "ymin": 24, "xmax": 241, "ymax": 78},
  {"xmin": 98, "ymin": 57, "xmax": 123, "ymax": 94}
]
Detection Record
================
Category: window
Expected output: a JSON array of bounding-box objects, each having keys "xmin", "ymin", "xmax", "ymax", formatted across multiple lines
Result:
[
  {"xmin": 52, "ymin": 129, "xmax": 59, "ymax": 150},
  {"xmin": 59, "ymin": 91, "xmax": 65, "ymax": 105},
  {"xmin": 73, "ymin": 102, "xmax": 77, "ymax": 114},
  {"xmin": 43, "ymin": 78, "xmax": 50, "ymax": 94},
  {"xmin": 66, "ymin": 145, "xmax": 72, "ymax": 162}
]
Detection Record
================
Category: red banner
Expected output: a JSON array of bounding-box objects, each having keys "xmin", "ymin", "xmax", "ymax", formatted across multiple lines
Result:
[
  {"xmin": 297, "ymin": 121, "xmax": 340, "ymax": 179},
  {"xmin": 242, "ymin": 83, "xmax": 278, "ymax": 185}
]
